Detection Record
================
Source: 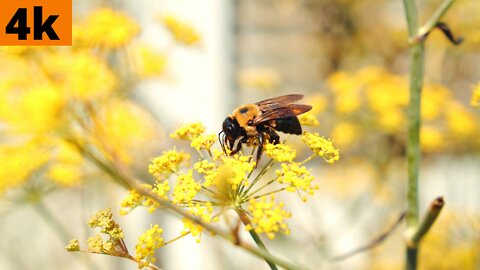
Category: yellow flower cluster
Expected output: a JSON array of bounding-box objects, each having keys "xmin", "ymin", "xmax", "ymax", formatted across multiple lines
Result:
[
  {"xmin": 148, "ymin": 150, "xmax": 190, "ymax": 178},
  {"xmin": 191, "ymin": 134, "xmax": 217, "ymax": 151},
  {"xmin": 88, "ymin": 208, "xmax": 124, "ymax": 240},
  {"xmin": 161, "ymin": 15, "xmax": 201, "ymax": 46},
  {"xmin": 135, "ymin": 224, "xmax": 164, "ymax": 269},
  {"xmin": 65, "ymin": 239, "xmax": 80, "ymax": 252},
  {"xmin": 47, "ymin": 141, "xmax": 84, "ymax": 186},
  {"xmin": 265, "ymin": 143, "xmax": 296, "ymax": 162},
  {"xmin": 172, "ymin": 170, "xmax": 201, "ymax": 204},
  {"xmin": 245, "ymin": 196, "xmax": 291, "ymax": 239},
  {"xmin": 133, "ymin": 45, "xmax": 167, "ymax": 78},
  {"xmin": 87, "ymin": 234, "xmax": 108, "ymax": 253},
  {"xmin": 221, "ymin": 155, "xmax": 255, "ymax": 189},
  {"xmin": 79, "ymin": 8, "xmax": 139, "ymax": 48},
  {"xmin": 302, "ymin": 132, "xmax": 340, "ymax": 164},
  {"xmin": 471, "ymin": 83, "xmax": 480, "ymax": 107},
  {"xmin": 170, "ymin": 122, "xmax": 206, "ymax": 140},
  {"xmin": 194, "ymin": 160, "xmax": 217, "ymax": 187},
  {"xmin": 276, "ymin": 162, "xmax": 318, "ymax": 198},
  {"xmin": 298, "ymin": 112, "xmax": 320, "ymax": 126},
  {"xmin": 182, "ymin": 203, "xmax": 217, "ymax": 243},
  {"xmin": 120, "ymin": 182, "xmax": 170, "ymax": 215}
]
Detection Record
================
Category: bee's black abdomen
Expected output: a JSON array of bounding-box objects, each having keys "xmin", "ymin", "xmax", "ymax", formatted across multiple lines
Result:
[{"xmin": 274, "ymin": 117, "xmax": 302, "ymax": 135}]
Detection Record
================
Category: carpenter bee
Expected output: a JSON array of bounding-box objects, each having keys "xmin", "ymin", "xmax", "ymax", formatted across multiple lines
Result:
[{"xmin": 219, "ymin": 94, "xmax": 312, "ymax": 164}]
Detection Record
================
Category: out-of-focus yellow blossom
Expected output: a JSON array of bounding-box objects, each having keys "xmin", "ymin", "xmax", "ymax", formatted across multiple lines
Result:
[
  {"xmin": 265, "ymin": 143, "xmax": 296, "ymax": 162},
  {"xmin": 170, "ymin": 122, "xmax": 206, "ymax": 140},
  {"xmin": 302, "ymin": 132, "xmax": 340, "ymax": 163},
  {"xmin": 194, "ymin": 160, "xmax": 217, "ymax": 187},
  {"xmin": 120, "ymin": 189, "xmax": 143, "ymax": 215},
  {"xmin": 298, "ymin": 112, "xmax": 319, "ymax": 126},
  {"xmin": 0, "ymin": 84, "xmax": 66, "ymax": 134},
  {"xmin": 276, "ymin": 162, "xmax": 317, "ymax": 197},
  {"xmin": 305, "ymin": 94, "xmax": 327, "ymax": 114},
  {"xmin": 65, "ymin": 239, "xmax": 80, "ymax": 252},
  {"xmin": 0, "ymin": 141, "xmax": 49, "ymax": 193},
  {"xmin": 148, "ymin": 150, "xmax": 190, "ymax": 178},
  {"xmin": 172, "ymin": 170, "xmax": 201, "ymax": 204},
  {"xmin": 47, "ymin": 141, "xmax": 84, "ymax": 186},
  {"xmin": 45, "ymin": 51, "xmax": 117, "ymax": 101},
  {"xmin": 237, "ymin": 67, "xmax": 281, "ymax": 90},
  {"xmin": 93, "ymin": 100, "xmax": 156, "ymax": 165},
  {"xmin": 422, "ymin": 84, "xmax": 451, "ymax": 121},
  {"xmin": 191, "ymin": 134, "xmax": 217, "ymax": 151},
  {"xmin": 81, "ymin": 8, "xmax": 139, "ymax": 48},
  {"xmin": 421, "ymin": 126, "xmax": 444, "ymax": 152},
  {"xmin": 331, "ymin": 122, "xmax": 359, "ymax": 149},
  {"xmin": 133, "ymin": 45, "xmax": 167, "ymax": 78},
  {"xmin": 245, "ymin": 196, "xmax": 291, "ymax": 239},
  {"xmin": 87, "ymin": 234, "xmax": 106, "ymax": 253},
  {"xmin": 446, "ymin": 102, "xmax": 476, "ymax": 137},
  {"xmin": 182, "ymin": 203, "xmax": 216, "ymax": 243},
  {"xmin": 377, "ymin": 109, "xmax": 405, "ymax": 133},
  {"xmin": 161, "ymin": 15, "xmax": 201, "ymax": 46},
  {"xmin": 470, "ymin": 83, "xmax": 480, "ymax": 107},
  {"xmin": 221, "ymin": 155, "xmax": 255, "ymax": 189},
  {"xmin": 135, "ymin": 224, "xmax": 164, "ymax": 269},
  {"xmin": 88, "ymin": 208, "xmax": 124, "ymax": 240}
]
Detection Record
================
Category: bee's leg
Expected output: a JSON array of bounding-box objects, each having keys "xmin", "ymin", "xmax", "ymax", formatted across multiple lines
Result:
[
  {"xmin": 255, "ymin": 132, "xmax": 267, "ymax": 167},
  {"xmin": 266, "ymin": 128, "xmax": 280, "ymax": 145},
  {"xmin": 230, "ymin": 136, "xmax": 244, "ymax": 155}
]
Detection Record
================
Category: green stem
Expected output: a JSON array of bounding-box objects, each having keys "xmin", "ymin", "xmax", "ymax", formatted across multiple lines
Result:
[
  {"xmin": 242, "ymin": 159, "xmax": 275, "ymax": 197},
  {"xmin": 235, "ymin": 209, "xmax": 278, "ymax": 270},
  {"xmin": 402, "ymin": 0, "xmax": 456, "ymax": 269}
]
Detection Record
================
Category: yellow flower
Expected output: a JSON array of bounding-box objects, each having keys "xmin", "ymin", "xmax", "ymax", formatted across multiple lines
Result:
[
  {"xmin": 276, "ymin": 162, "xmax": 317, "ymax": 196},
  {"xmin": 305, "ymin": 94, "xmax": 328, "ymax": 114},
  {"xmin": 120, "ymin": 183, "xmax": 170, "ymax": 215},
  {"xmin": 194, "ymin": 160, "xmax": 217, "ymax": 187},
  {"xmin": 302, "ymin": 132, "xmax": 340, "ymax": 164},
  {"xmin": 87, "ymin": 234, "xmax": 106, "ymax": 253},
  {"xmin": 120, "ymin": 189, "xmax": 143, "ymax": 215},
  {"xmin": 149, "ymin": 150, "xmax": 190, "ymax": 178},
  {"xmin": 133, "ymin": 45, "xmax": 167, "ymax": 78},
  {"xmin": 170, "ymin": 122, "xmax": 206, "ymax": 140},
  {"xmin": 377, "ymin": 109, "xmax": 405, "ymax": 133},
  {"xmin": 172, "ymin": 170, "xmax": 201, "ymax": 204},
  {"xmin": 264, "ymin": 143, "xmax": 296, "ymax": 162},
  {"xmin": 298, "ymin": 113, "xmax": 319, "ymax": 126},
  {"xmin": 161, "ymin": 15, "xmax": 201, "ymax": 46},
  {"xmin": 422, "ymin": 84, "xmax": 451, "ymax": 121},
  {"xmin": 245, "ymin": 196, "xmax": 291, "ymax": 239},
  {"xmin": 220, "ymin": 155, "xmax": 255, "ymax": 189},
  {"xmin": 45, "ymin": 51, "xmax": 117, "ymax": 101},
  {"xmin": 47, "ymin": 141, "xmax": 84, "ymax": 186},
  {"xmin": 446, "ymin": 102, "xmax": 476, "ymax": 137},
  {"xmin": 82, "ymin": 8, "xmax": 139, "ymax": 48},
  {"xmin": 471, "ymin": 83, "xmax": 480, "ymax": 107},
  {"xmin": 0, "ymin": 141, "xmax": 49, "ymax": 193},
  {"xmin": 88, "ymin": 208, "xmax": 124, "ymax": 240},
  {"xmin": 0, "ymin": 84, "xmax": 66, "ymax": 134},
  {"xmin": 191, "ymin": 134, "xmax": 217, "ymax": 151},
  {"xmin": 237, "ymin": 67, "xmax": 281, "ymax": 90},
  {"xmin": 421, "ymin": 126, "xmax": 444, "ymax": 152},
  {"xmin": 331, "ymin": 122, "xmax": 358, "ymax": 149},
  {"xmin": 182, "ymin": 203, "xmax": 216, "ymax": 243},
  {"xmin": 65, "ymin": 239, "xmax": 80, "ymax": 252},
  {"xmin": 93, "ymin": 100, "xmax": 156, "ymax": 165},
  {"xmin": 135, "ymin": 224, "xmax": 164, "ymax": 269}
]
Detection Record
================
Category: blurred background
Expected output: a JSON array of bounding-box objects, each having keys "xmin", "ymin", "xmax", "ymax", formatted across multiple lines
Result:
[{"xmin": 0, "ymin": 0, "xmax": 479, "ymax": 269}]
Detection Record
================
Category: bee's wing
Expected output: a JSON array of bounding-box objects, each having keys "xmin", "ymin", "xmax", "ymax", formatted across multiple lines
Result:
[
  {"xmin": 255, "ymin": 94, "xmax": 304, "ymax": 111},
  {"xmin": 252, "ymin": 104, "xmax": 312, "ymax": 125}
]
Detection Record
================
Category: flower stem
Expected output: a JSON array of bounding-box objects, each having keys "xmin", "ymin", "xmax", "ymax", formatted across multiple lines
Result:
[
  {"xmin": 235, "ymin": 209, "xmax": 278, "ymax": 270},
  {"xmin": 402, "ymin": 0, "xmax": 456, "ymax": 269}
]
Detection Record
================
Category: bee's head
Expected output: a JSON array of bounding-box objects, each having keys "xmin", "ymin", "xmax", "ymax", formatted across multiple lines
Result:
[{"xmin": 219, "ymin": 116, "xmax": 244, "ymax": 153}]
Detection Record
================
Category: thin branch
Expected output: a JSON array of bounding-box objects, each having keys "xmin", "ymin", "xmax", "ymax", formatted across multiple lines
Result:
[
  {"xmin": 406, "ymin": 197, "xmax": 445, "ymax": 248},
  {"xmin": 417, "ymin": 0, "xmax": 456, "ymax": 38},
  {"xmin": 332, "ymin": 212, "xmax": 406, "ymax": 261}
]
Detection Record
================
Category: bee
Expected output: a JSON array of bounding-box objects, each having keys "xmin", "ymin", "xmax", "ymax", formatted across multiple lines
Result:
[{"xmin": 219, "ymin": 94, "xmax": 312, "ymax": 164}]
